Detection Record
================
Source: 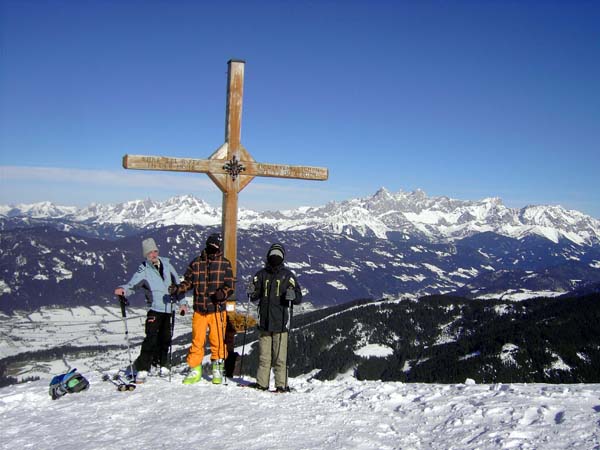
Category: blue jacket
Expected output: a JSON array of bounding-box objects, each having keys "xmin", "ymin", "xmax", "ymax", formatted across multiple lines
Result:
[{"xmin": 120, "ymin": 257, "xmax": 185, "ymax": 314}]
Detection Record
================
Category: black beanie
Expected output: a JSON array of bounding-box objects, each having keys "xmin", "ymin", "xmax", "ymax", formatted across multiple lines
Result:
[
  {"xmin": 267, "ymin": 243, "xmax": 285, "ymax": 265},
  {"xmin": 206, "ymin": 233, "xmax": 222, "ymax": 253}
]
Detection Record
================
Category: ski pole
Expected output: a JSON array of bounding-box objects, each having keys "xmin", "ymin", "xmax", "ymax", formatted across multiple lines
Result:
[
  {"xmin": 214, "ymin": 305, "xmax": 227, "ymax": 385},
  {"xmin": 239, "ymin": 282, "xmax": 254, "ymax": 381},
  {"xmin": 169, "ymin": 297, "xmax": 176, "ymax": 383},
  {"xmin": 221, "ymin": 307, "xmax": 228, "ymax": 386},
  {"xmin": 284, "ymin": 303, "xmax": 294, "ymax": 390},
  {"xmin": 117, "ymin": 295, "xmax": 135, "ymax": 379}
]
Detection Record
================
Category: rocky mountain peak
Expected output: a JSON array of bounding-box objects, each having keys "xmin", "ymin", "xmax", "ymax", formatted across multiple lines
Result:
[{"xmin": 2, "ymin": 190, "xmax": 599, "ymax": 246}]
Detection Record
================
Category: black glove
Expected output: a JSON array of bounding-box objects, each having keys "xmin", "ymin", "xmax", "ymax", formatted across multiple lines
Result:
[
  {"xmin": 246, "ymin": 282, "xmax": 256, "ymax": 297},
  {"xmin": 179, "ymin": 304, "xmax": 189, "ymax": 316},
  {"xmin": 285, "ymin": 286, "xmax": 295, "ymax": 302},
  {"xmin": 168, "ymin": 284, "xmax": 179, "ymax": 296},
  {"xmin": 213, "ymin": 288, "xmax": 226, "ymax": 302}
]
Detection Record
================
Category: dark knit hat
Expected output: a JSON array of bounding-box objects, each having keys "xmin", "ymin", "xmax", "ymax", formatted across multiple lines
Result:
[
  {"xmin": 267, "ymin": 243, "xmax": 285, "ymax": 261},
  {"xmin": 206, "ymin": 233, "xmax": 222, "ymax": 250}
]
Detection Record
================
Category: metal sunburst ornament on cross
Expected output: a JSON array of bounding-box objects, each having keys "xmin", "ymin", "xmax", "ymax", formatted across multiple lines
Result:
[{"xmin": 222, "ymin": 155, "xmax": 246, "ymax": 181}]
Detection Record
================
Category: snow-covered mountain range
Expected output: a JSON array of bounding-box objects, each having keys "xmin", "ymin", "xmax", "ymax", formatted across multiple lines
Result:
[
  {"xmin": 2, "ymin": 188, "xmax": 600, "ymax": 313},
  {"xmin": 3, "ymin": 188, "xmax": 599, "ymax": 245}
]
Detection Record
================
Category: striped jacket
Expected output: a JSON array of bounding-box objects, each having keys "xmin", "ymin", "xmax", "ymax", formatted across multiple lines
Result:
[{"xmin": 178, "ymin": 250, "xmax": 234, "ymax": 313}]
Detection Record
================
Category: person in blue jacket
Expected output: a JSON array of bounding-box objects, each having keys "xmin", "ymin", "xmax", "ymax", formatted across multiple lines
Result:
[{"xmin": 114, "ymin": 237, "xmax": 187, "ymax": 382}]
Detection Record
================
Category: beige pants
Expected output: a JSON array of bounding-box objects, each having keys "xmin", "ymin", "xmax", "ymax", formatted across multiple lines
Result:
[{"xmin": 256, "ymin": 330, "xmax": 288, "ymax": 389}]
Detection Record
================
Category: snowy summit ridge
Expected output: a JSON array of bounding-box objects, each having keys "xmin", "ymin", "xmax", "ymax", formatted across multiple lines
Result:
[{"xmin": 2, "ymin": 188, "xmax": 600, "ymax": 246}]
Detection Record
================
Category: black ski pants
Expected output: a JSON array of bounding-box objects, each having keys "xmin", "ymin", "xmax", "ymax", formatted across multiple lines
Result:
[{"xmin": 135, "ymin": 310, "xmax": 172, "ymax": 371}]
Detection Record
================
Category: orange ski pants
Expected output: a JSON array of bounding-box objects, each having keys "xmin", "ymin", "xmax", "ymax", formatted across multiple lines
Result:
[{"xmin": 186, "ymin": 310, "xmax": 228, "ymax": 368}]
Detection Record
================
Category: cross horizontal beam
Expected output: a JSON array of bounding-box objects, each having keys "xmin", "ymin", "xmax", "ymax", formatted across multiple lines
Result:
[{"xmin": 123, "ymin": 154, "xmax": 328, "ymax": 181}]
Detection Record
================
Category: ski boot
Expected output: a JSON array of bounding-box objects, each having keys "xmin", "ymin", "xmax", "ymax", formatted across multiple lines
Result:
[
  {"xmin": 182, "ymin": 366, "xmax": 202, "ymax": 385},
  {"xmin": 212, "ymin": 359, "xmax": 224, "ymax": 385}
]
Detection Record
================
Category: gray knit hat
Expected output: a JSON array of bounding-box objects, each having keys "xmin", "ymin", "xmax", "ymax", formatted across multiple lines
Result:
[{"xmin": 142, "ymin": 238, "xmax": 159, "ymax": 257}]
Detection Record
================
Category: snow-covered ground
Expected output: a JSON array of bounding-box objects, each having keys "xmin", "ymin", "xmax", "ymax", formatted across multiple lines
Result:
[
  {"xmin": 2, "ymin": 367, "xmax": 600, "ymax": 449},
  {"xmin": 2, "ymin": 306, "xmax": 600, "ymax": 449}
]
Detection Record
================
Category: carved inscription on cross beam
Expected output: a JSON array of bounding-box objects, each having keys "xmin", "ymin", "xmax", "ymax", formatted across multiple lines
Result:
[
  {"xmin": 249, "ymin": 162, "xmax": 327, "ymax": 179},
  {"xmin": 122, "ymin": 60, "xmax": 328, "ymax": 291}
]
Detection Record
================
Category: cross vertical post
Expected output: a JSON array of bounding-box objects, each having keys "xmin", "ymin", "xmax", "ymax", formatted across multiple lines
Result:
[{"xmin": 222, "ymin": 60, "xmax": 244, "ymax": 278}]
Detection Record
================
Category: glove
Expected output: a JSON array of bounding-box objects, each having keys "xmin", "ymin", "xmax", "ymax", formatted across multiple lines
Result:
[
  {"xmin": 213, "ymin": 288, "xmax": 226, "ymax": 302},
  {"xmin": 285, "ymin": 286, "xmax": 295, "ymax": 302},
  {"xmin": 168, "ymin": 284, "xmax": 179, "ymax": 296},
  {"xmin": 179, "ymin": 304, "xmax": 189, "ymax": 316},
  {"xmin": 246, "ymin": 282, "xmax": 256, "ymax": 297}
]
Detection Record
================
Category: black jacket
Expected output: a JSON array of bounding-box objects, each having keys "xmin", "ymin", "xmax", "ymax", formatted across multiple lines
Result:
[{"xmin": 251, "ymin": 263, "xmax": 302, "ymax": 332}]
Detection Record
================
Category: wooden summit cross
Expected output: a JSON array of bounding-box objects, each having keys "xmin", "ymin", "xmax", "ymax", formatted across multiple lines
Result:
[{"xmin": 122, "ymin": 59, "xmax": 328, "ymax": 294}]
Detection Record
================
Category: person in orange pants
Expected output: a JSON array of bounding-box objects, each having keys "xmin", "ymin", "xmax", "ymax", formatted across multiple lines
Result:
[
  {"xmin": 169, "ymin": 233, "xmax": 234, "ymax": 384},
  {"xmin": 187, "ymin": 308, "xmax": 227, "ymax": 368}
]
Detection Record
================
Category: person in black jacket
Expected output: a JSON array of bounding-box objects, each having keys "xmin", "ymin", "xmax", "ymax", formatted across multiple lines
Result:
[{"xmin": 248, "ymin": 243, "xmax": 302, "ymax": 392}]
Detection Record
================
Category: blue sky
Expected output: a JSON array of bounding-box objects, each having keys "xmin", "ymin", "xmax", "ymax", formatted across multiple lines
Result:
[{"xmin": 1, "ymin": 1, "xmax": 599, "ymax": 218}]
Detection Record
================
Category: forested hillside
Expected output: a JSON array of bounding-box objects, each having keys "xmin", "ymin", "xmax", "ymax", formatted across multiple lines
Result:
[{"xmin": 238, "ymin": 294, "xmax": 600, "ymax": 383}]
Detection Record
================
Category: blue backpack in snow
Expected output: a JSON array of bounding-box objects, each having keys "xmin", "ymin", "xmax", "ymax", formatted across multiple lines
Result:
[{"xmin": 49, "ymin": 368, "xmax": 90, "ymax": 400}]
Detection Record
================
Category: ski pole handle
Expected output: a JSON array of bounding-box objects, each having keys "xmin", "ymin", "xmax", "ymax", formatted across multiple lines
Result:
[
  {"xmin": 117, "ymin": 294, "xmax": 128, "ymax": 318},
  {"xmin": 171, "ymin": 294, "xmax": 187, "ymax": 316}
]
